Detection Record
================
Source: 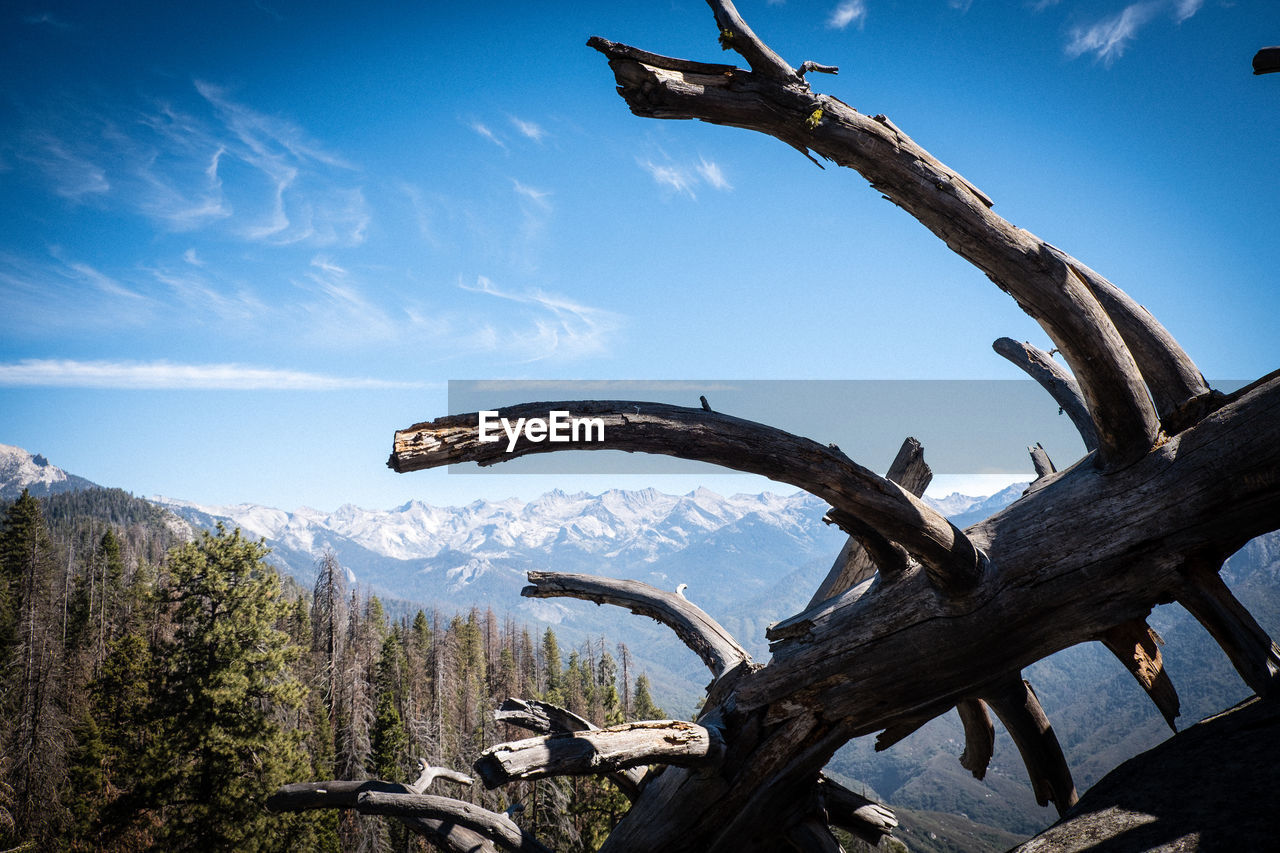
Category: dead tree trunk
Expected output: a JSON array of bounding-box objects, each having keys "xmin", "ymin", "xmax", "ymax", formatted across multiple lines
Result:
[{"xmin": 279, "ymin": 2, "xmax": 1280, "ymax": 849}]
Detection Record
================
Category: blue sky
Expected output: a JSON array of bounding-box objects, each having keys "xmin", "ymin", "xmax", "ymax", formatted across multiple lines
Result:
[{"xmin": 2, "ymin": 1, "xmax": 1277, "ymax": 511}]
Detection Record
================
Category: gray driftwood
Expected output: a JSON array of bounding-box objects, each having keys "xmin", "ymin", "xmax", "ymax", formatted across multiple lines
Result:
[
  {"xmin": 474, "ymin": 720, "xmax": 724, "ymax": 787},
  {"xmin": 282, "ymin": 2, "xmax": 1280, "ymax": 849}
]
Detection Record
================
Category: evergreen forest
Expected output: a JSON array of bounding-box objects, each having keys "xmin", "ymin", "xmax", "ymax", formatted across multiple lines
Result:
[{"xmin": 0, "ymin": 488, "xmax": 663, "ymax": 852}]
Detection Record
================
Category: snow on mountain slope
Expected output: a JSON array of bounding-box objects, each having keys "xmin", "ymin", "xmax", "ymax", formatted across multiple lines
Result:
[{"xmin": 1, "ymin": 443, "xmax": 100, "ymax": 500}]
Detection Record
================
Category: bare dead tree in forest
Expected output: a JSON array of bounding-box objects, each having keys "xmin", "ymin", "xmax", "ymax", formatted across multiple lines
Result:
[{"xmin": 273, "ymin": 2, "xmax": 1280, "ymax": 850}]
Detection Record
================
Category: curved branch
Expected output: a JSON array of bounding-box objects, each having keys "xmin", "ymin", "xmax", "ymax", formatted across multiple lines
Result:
[
  {"xmin": 705, "ymin": 0, "xmax": 795, "ymax": 81},
  {"xmin": 1046, "ymin": 256, "xmax": 1212, "ymax": 429},
  {"xmin": 810, "ymin": 436, "xmax": 932, "ymax": 606},
  {"xmin": 982, "ymin": 678, "xmax": 1078, "ymax": 816},
  {"xmin": 1176, "ymin": 560, "xmax": 1280, "ymax": 699},
  {"xmin": 392, "ymin": 401, "xmax": 981, "ymax": 593},
  {"xmin": 993, "ymin": 337, "xmax": 1100, "ymax": 452},
  {"xmin": 816, "ymin": 775, "xmax": 898, "ymax": 844},
  {"xmin": 494, "ymin": 697, "xmax": 645, "ymax": 798},
  {"xmin": 267, "ymin": 781, "xmax": 499, "ymax": 853},
  {"xmin": 475, "ymin": 720, "xmax": 724, "ymax": 787},
  {"xmin": 1099, "ymin": 620, "xmax": 1180, "ymax": 731},
  {"xmin": 356, "ymin": 791, "xmax": 552, "ymax": 853},
  {"xmin": 522, "ymin": 571, "xmax": 749, "ymax": 678},
  {"xmin": 955, "ymin": 698, "xmax": 995, "ymax": 780},
  {"xmin": 587, "ymin": 37, "xmax": 1163, "ymax": 468}
]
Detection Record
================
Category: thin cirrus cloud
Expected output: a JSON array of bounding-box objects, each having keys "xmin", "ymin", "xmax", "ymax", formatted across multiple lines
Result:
[
  {"xmin": 637, "ymin": 156, "xmax": 733, "ymax": 198},
  {"xmin": 469, "ymin": 120, "xmax": 507, "ymax": 149},
  {"xmin": 512, "ymin": 179, "xmax": 552, "ymax": 210},
  {"xmin": 0, "ymin": 359, "xmax": 429, "ymax": 390},
  {"xmin": 510, "ymin": 116, "xmax": 546, "ymax": 142},
  {"xmin": 15, "ymin": 79, "xmax": 368, "ymax": 246},
  {"xmin": 459, "ymin": 275, "xmax": 621, "ymax": 362},
  {"xmin": 1065, "ymin": 0, "xmax": 1204, "ymax": 65},
  {"xmin": 828, "ymin": 1, "xmax": 868, "ymax": 30}
]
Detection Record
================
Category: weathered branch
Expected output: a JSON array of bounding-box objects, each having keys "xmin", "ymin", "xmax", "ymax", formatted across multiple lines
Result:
[
  {"xmin": 816, "ymin": 775, "xmax": 899, "ymax": 845},
  {"xmin": 393, "ymin": 401, "xmax": 981, "ymax": 593},
  {"xmin": 475, "ymin": 720, "xmax": 724, "ymax": 787},
  {"xmin": 993, "ymin": 337, "xmax": 1099, "ymax": 453},
  {"xmin": 823, "ymin": 509, "xmax": 910, "ymax": 581},
  {"xmin": 267, "ymin": 780, "xmax": 499, "ymax": 853},
  {"xmin": 494, "ymin": 698, "xmax": 645, "ymax": 798},
  {"xmin": 955, "ymin": 698, "xmax": 995, "ymax": 780},
  {"xmin": 1029, "ymin": 443, "xmax": 1056, "ymax": 480},
  {"xmin": 587, "ymin": 36, "xmax": 1166, "ymax": 468},
  {"xmin": 494, "ymin": 697, "xmax": 595, "ymax": 735},
  {"xmin": 1099, "ymin": 620, "xmax": 1180, "ymax": 731},
  {"xmin": 522, "ymin": 571, "xmax": 748, "ymax": 678},
  {"xmin": 1047, "ymin": 257, "xmax": 1212, "ymax": 430},
  {"xmin": 809, "ymin": 436, "xmax": 932, "ymax": 606},
  {"xmin": 410, "ymin": 758, "xmax": 474, "ymax": 792},
  {"xmin": 705, "ymin": 0, "xmax": 795, "ymax": 81},
  {"xmin": 356, "ymin": 791, "xmax": 552, "ymax": 853},
  {"xmin": 1176, "ymin": 560, "xmax": 1280, "ymax": 699},
  {"xmin": 982, "ymin": 678, "xmax": 1078, "ymax": 815}
]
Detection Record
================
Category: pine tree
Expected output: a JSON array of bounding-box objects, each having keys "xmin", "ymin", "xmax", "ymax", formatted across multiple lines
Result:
[
  {"xmin": 148, "ymin": 525, "xmax": 308, "ymax": 852},
  {"xmin": 630, "ymin": 674, "xmax": 664, "ymax": 721},
  {"xmin": 369, "ymin": 633, "xmax": 408, "ymax": 781},
  {"xmin": 540, "ymin": 628, "xmax": 562, "ymax": 704},
  {"xmin": 0, "ymin": 490, "xmax": 68, "ymax": 846}
]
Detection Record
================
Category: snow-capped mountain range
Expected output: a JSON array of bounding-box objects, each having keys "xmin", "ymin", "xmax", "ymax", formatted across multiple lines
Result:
[{"xmin": 2, "ymin": 439, "xmax": 1026, "ymax": 690}]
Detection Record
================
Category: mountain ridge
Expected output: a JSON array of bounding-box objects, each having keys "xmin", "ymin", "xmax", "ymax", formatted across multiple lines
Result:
[{"xmin": 0, "ymin": 442, "xmax": 100, "ymax": 500}]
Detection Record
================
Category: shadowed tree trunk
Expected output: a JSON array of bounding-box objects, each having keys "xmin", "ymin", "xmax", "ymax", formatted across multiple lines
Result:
[{"xmin": 275, "ymin": 3, "xmax": 1280, "ymax": 850}]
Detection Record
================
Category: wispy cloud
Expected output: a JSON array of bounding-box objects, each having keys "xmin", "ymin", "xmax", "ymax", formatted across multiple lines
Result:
[
  {"xmin": 459, "ymin": 276, "xmax": 621, "ymax": 361},
  {"xmin": 146, "ymin": 265, "xmax": 267, "ymax": 325},
  {"xmin": 23, "ymin": 135, "xmax": 109, "ymax": 199},
  {"xmin": 639, "ymin": 160, "xmax": 696, "ymax": 197},
  {"xmin": 639, "ymin": 155, "xmax": 733, "ymax": 199},
  {"xmin": 512, "ymin": 179, "xmax": 552, "ymax": 209},
  {"xmin": 828, "ymin": 1, "xmax": 868, "ymax": 30},
  {"xmin": 696, "ymin": 158, "xmax": 732, "ymax": 191},
  {"xmin": 1066, "ymin": 1, "xmax": 1205, "ymax": 65},
  {"xmin": 1172, "ymin": 0, "xmax": 1203, "ymax": 23},
  {"xmin": 948, "ymin": 0, "xmax": 974, "ymax": 12},
  {"xmin": 469, "ymin": 121, "xmax": 506, "ymax": 149},
  {"xmin": 0, "ymin": 250, "xmax": 154, "ymax": 332},
  {"xmin": 510, "ymin": 116, "xmax": 546, "ymax": 142},
  {"xmin": 12, "ymin": 81, "xmax": 367, "ymax": 248},
  {"xmin": 0, "ymin": 359, "xmax": 426, "ymax": 390}
]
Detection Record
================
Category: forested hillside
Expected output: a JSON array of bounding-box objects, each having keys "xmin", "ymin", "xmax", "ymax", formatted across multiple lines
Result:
[{"xmin": 0, "ymin": 489, "xmax": 653, "ymax": 852}]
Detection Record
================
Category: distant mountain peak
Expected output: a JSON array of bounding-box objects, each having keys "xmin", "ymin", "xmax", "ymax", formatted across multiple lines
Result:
[{"xmin": 1, "ymin": 443, "xmax": 100, "ymax": 501}]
